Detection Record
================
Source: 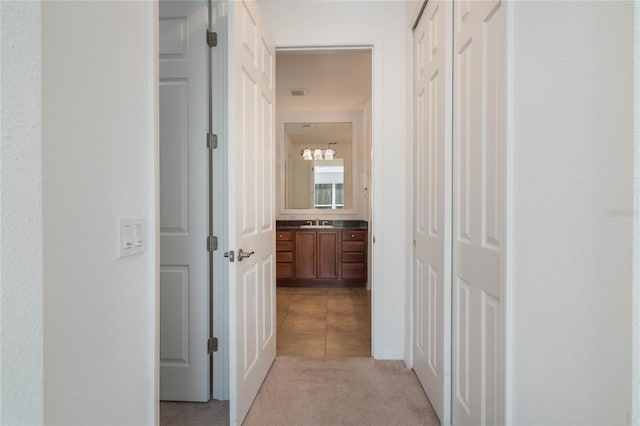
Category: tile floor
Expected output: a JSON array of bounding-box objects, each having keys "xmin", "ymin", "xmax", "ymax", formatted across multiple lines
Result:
[{"xmin": 277, "ymin": 286, "xmax": 371, "ymax": 357}]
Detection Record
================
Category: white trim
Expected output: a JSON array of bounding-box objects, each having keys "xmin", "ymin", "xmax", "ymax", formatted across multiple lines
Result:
[
  {"xmin": 369, "ymin": 36, "xmax": 385, "ymax": 359},
  {"xmin": 146, "ymin": 0, "xmax": 160, "ymax": 422},
  {"xmin": 632, "ymin": 1, "xmax": 640, "ymax": 423},
  {"xmin": 502, "ymin": 1, "xmax": 516, "ymax": 424},
  {"xmin": 504, "ymin": 1, "xmax": 515, "ymax": 424},
  {"xmin": 405, "ymin": 20, "xmax": 415, "ymax": 370},
  {"xmin": 211, "ymin": 0, "xmax": 230, "ymax": 401}
]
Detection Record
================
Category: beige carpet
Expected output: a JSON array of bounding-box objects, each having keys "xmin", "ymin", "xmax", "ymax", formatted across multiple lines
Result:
[{"xmin": 243, "ymin": 357, "xmax": 440, "ymax": 426}]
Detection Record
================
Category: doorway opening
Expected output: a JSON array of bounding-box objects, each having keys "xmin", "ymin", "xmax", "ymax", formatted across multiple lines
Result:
[{"xmin": 274, "ymin": 48, "xmax": 373, "ymax": 358}]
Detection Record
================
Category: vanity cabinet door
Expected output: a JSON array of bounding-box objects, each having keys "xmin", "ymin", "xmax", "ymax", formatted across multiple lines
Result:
[
  {"xmin": 317, "ymin": 231, "xmax": 339, "ymax": 279},
  {"xmin": 295, "ymin": 231, "xmax": 316, "ymax": 279}
]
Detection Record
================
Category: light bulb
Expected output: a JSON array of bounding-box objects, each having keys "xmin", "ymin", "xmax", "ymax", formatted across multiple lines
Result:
[
  {"xmin": 313, "ymin": 148, "xmax": 323, "ymax": 161},
  {"xmin": 324, "ymin": 149, "xmax": 334, "ymax": 160},
  {"xmin": 302, "ymin": 148, "xmax": 312, "ymax": 160}
]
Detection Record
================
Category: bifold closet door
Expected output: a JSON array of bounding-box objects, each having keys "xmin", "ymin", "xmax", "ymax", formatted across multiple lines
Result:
[
  {"xmin": 452, "ymin": 0, "xmax": 506, "ymax": 425},
  {"xmin": 412, "ymin": 1, "xmax": 452, "ymax": 424}
]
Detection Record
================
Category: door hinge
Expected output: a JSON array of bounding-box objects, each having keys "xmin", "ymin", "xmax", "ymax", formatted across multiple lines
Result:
[
  {"xmin": 207, "ymin": 133, "xmax": 218, "ymax": 149},
  {"xmin": 207, "ymin": 235, "xmax": 218, "ymax": 252},
  {"xmin": 207, "ymin": 133, "xmax": 218, "ymax": 150},
  {"xmin": 207, "ymin": 30, "xmax": 217, "ymax": 47},
  {"xmin": 208, "ymin": 337, "xmax": 218, "ymax": 354}
]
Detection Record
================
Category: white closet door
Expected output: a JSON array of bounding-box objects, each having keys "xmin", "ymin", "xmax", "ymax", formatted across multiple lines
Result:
[
  {"xmin": 158, "ymin": 0, "xmax": 210, "ymax": 402},
  {"xmin": 412, "ymin": 1, "xmax": 453, "ymax": 424},
  {"xmin": 452, "ymin": 0, "xmax": 505, "ymax": 424},
  {"xmin": 226, "ymin": 1, "xmax": 277, "ymax": 424}
]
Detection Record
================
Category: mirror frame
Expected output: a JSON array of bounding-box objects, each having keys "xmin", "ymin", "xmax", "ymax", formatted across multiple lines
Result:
[{"xmin": 277, "ymin": 110, "xmax": 364, "ymax": 218}]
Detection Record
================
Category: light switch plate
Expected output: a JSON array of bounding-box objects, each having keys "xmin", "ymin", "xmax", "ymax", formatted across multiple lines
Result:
[{"xmin": 118, "ymin": 217, "xmax": 145, "ymax": 258}]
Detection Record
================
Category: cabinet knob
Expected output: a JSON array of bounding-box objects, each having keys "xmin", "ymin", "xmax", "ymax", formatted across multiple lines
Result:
[
  {"xmin": 279, "ymin": 234, "xmax": 283, "ymax": 238},
  {"xmin": 351, "ymin": 234, "xmax": 355, "ymax": 238}
]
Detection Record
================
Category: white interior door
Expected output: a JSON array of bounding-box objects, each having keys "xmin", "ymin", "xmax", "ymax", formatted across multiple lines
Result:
[
  {"xmin": 225, "ymin": 1, "xmax": 276, "ymax": 424},
  {"xmin": 412, "ymin": 1, "xmax": 452, "ymax": 424},
  {"xmin": 452, "ymin": 0, "xmax": 505, "ymax": 424},
  {"xmin": 158, "ymin": 0, "xmax": 210, "ymax": 402}
]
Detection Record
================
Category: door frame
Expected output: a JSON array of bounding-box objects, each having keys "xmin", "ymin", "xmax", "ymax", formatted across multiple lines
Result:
[
  {"xmin": 275, "ymin": 43, "xmax": 382, "ymax": 357},
  {"xmin": 210, "ymin": 0, "xmax": 230, "ymax": 401}
]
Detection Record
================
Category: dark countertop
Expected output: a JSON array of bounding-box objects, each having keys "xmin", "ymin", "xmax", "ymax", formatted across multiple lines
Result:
[{"xmin": 276, "ymin": 220, "xmax": 368, "ymax": 230}]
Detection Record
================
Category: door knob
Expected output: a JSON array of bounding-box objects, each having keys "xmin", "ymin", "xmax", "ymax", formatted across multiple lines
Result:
[{"xmin": 237, "ymin": 249, "xmax": 255, "ymax": 261}]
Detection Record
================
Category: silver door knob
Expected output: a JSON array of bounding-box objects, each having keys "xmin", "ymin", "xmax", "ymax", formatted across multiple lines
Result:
[{"xmin": 237, "ymin": 249, "xmax": 255, "ymax": 261}]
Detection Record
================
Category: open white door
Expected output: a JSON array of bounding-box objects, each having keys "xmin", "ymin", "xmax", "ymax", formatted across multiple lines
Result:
[
  {"xmin": 158, "ymin": 0, "xmax": 211, "ymax": 402},
  {"xmin": 225, "ymin": 1, "xmax": 276, "ymax": 424},
  {"xmin": 452, "ymin": 0, "xmax": 505, "ymax": 424},
  {"xmin": 412, "ymin": 0, "xmax": 452, "ymax": 424}
]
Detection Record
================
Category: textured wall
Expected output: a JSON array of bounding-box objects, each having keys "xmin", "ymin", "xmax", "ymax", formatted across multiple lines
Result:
[
  {"xmin": 0, "ymin": 2, "xmax": 44, "ymax": 424},
  {"xmin": 510, "ymin": 2, "xmax": 635, "ymax": 424}
]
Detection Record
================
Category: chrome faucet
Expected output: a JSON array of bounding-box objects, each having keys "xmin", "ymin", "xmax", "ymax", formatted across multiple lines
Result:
[
  {"xmin": 315, "ymin": 218, "xmax": 320, "ymax": 226},
  {"xmin": 306, "ymin": 220, "xmax": 313, "ymax": 226},
  {"xmin": 322, "ymin": 220, "xmax": 329, "ymax": 226}
]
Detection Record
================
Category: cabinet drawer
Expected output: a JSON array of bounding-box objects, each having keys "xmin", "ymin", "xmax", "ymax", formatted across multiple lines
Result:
[
  {"xmin": 276, "ymin": 231, "xmax": 293, "ymax": 241},
  {"xmin": 342, "ymin": 263, "xmax": 366, "ymax": 279},
  {"xmin": 342, "ymin": 241, "xmax": 365, "ymax": 253},
  {"xmin": 342, "ymin": 230, "xmax": 366, "ymax": 241},
  {"xmin": 276, "ymin": 252, "xmax": 293, "ymax": 263},
  {"xmin": 276, "ymin": 262, "xmax": 294, "ymax": 279},
  {"xmin": 342, "ymin": 252, "xmax": 365, "ymax": 263},
  {"xmin": 276, "ymin": 241, "xmax": 293, "ymax": 252}
]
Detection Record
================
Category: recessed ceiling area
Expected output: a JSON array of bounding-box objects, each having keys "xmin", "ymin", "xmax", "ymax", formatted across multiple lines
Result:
[{"xmin": 276, "ymin": 50, "xmax": 372, "ymax": 111}]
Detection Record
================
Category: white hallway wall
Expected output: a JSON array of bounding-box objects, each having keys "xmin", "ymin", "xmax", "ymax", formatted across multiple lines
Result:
[
  {"xmin": 258, "ymin": 0, "xmax": 410, "ymax": 359},
  {"xmin": 41, "ymin": 2, "xmax": 157, "ymax": 425},
  {"xmin": 509, "ymin": 1, "xmax": 635, "ymax": 424},
  {"xmin": 1, "ymin": 2, "xmax": 158, "ymax": 424}
]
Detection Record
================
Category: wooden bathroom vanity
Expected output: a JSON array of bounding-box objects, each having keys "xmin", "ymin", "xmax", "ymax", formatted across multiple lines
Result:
[{"xmin": 275, "ymin": 221, "xmax": 368, "ymax": 287}]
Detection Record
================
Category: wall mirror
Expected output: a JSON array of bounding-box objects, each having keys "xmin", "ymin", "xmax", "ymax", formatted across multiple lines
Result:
[
  {"xmin": 284, "ymin": 122, "xmax": 352, "ymax": 210},
  {"xmin": 276, "ymin": 49, "xmax": 371, "ymax": 218}
]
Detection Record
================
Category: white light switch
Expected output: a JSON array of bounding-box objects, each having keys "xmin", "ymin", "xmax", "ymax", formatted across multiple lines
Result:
[{"xmin": 118, "ymin": 217, "xmax": 145, "ymax": 258}]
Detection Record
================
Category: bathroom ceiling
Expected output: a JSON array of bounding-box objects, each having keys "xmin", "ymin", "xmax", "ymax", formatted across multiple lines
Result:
[
  {"xmin": 285, "ymin": 122, "xmax": 353, "ymax": 146},
  {"xmin": 276, "ymin": 50, "xmax": 372, "ymax": 111}
]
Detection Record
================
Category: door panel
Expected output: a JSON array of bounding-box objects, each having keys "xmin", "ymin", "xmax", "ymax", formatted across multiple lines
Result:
[
  {"xmin": 452, "ymin": 1, "xmax": 505, "ymax": 424},
  {"xmin": 317, "ymin": 231, "xmax": 339, "ymax": 279},
  {"xmin": 296, "ymin": 232, "xmax": 316, "ymax": 278},
  {"xmin": 412, "ymin": 1, "xmax": 452, "ymax": 424},
  {"xmin": 159, "ymin": 0, "xmax": 209, "ymax": 402},
  {"xmin": 227, "ymin": 1, "xmax": 276, "ymax": 424}
]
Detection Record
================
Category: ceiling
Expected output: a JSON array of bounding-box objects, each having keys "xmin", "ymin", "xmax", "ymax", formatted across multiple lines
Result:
[
  {"xmin": 276, "ymin": 50, "xmax": 372, "ymax": 111},
  {"xmin": 285, "ymin": 122, "xmax": 352, "ymax": 145}
]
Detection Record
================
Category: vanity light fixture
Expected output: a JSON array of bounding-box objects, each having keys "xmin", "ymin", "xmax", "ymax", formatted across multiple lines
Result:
[{"xmin": 300, "ymin": 144, "xmax": 337, "ymax": 161}]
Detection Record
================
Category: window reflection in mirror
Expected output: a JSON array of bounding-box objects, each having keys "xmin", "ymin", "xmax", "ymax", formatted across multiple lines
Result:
[
  {"xmin": 314, "ymin": 161, "xmax": 344, "ymax": 209},
  {"xmin": 285, "ymin": 122, "xmax": 352, "ymax": 210}
]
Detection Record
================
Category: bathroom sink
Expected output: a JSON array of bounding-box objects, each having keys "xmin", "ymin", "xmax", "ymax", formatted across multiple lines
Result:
[{"xmin": 299, "ymin": 224, "xmax": 334, "ymax": 229}]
